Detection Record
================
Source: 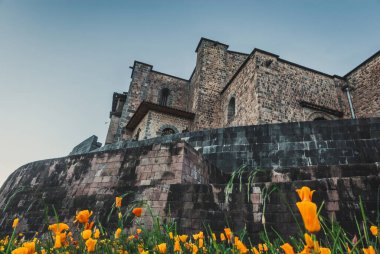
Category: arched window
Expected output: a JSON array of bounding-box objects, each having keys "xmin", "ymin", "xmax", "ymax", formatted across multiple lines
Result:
[
  {"xmin": 314, "ymin": 117, "xmax": 326, "ymax": 121},
  {"xmin": 159, "ymin": 88, "xmax": 170, "ymax": 106},
  {"xmin": 227, "ymin": 97, "xmax": 235, "ymax": 122},
  {"xmin": 161, "ymin": 128, "xmax": 175, "ymax": 136}
]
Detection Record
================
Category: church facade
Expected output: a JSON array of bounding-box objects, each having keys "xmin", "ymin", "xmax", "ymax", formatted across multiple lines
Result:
[{"xmin": 105, "ymin": 38, "xmax": 380, "ymax": 144}]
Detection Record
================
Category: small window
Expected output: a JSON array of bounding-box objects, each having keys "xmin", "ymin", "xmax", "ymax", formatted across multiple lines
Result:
[
  {"xmin": 161, "ymin": 128, "xmax": 175, "ymax": 136},
  {"xmin": 227, "ymin": 97, "xmax": 235, "ymax": 122},
  {"xmin": 159, "ymin": 88, "xmax": 170, "ymax": 106}
]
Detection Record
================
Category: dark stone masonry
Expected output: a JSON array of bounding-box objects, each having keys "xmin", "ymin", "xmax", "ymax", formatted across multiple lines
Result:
[
  {"xmin": 0, "ymin": 37, "xmax": 379, "ymax": 238},
  {"xmin": 0, "ymin": 118, "xmax": 379, "ymax": 238}
]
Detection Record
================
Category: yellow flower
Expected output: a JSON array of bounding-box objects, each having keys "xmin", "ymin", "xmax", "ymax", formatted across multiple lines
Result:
[
  {"xmin": 75, "ymin": 210, "xmax": 93, "ymax": 224},
  {"xmin": 212, "ymin": 233, "xmax": 216, "ymax": 241},
  {"xmin": 115, "ymin": 196, "xmax": 122, "ymax": 208},
  {"xmin": 82, "ymin": 229, "xmax": 92, "ymax": 240},
  {"xmin": 179, "ymin": 235, "xmax": 188, "ymax": 243},
  {"xmin": 156, "ymin": 243, "xmax": 167, "ymax": 254},
  {"xmin": 280, "ymin": 243, "xmax": 295, "ymax": 254},
  {"xmin": 198, "ymin": 238, "xmax": 203, "ymax": 248},
  {"xmin": 22, "ymin": 241, "xmax": 35, "ymax": 254},
  {"xmin": 370, "ymin": 226, "xmax": 378, "ymax": 236},
  {"xmin": 115, "ymin": 228, "xmax": 122, "ymax": 239},
  {"xmin": 137, "ymin": 228, "xmax": 142, "ymax": 234},
  {"xmin": 220, "ymin": 233, "xmax": 226, "ymax": 241},
  {"xmin": 169, "ymin": 232, "xmax": 173, "ymax": 239},
  {"xmin": 132, "ymin": 207, "xmax": 143, "ymax": 217},
  {"xmin": 296, "ymin": 186, "xmax": 315, "ymax": 202},
  {"xmin": 12, "ymin": 218, "xmax": 19, "ymax": 228},
  {"xmin": 85, "ymin": 237, "xmax": 97, "ymax": 252},
  {"xmin": 48, "ymin": 223, "xmax": 69, "ymax": 235},
  {"xmin": 363, "ymin": 246, "xmax": 376, "ymax": 254},
  {"xmin": 94, "ymin": 229, "xmax": 100, "ymax": 239},
  {"xmin": 296, "ymin": 201, "xmax": 321, "ymax": 233},
  {"xmin": 174, "ymin": 240, "xmax": 182, "ymax": 252},
  {"xmin": 11, "ymin": 247, "xmax": 28, "ymax": 254}
]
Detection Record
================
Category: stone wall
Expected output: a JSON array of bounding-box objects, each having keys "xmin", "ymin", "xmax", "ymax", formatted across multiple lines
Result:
[
  {"xmin": 131, "ymin": 111, "xmax": 191, "ymax": 140},
  {"xmin": 221, "ymin": 50, "xmax": 349, "ymax": 128},
  {"xmin": 0, "ymin": 141, "xmax": 223, "ymax": 235},
  {"xmin": 115, "ymin": 62, "xmax": 152, "ymax": 141},
  {"xmin": 105, "ymin": 93, "xmax": 127, "ymax": 144},
  {"xmin": 189, "ymin": 38, "xmax": 248, "ymax": 130},
  {"xmin": 1, "ymin": 119, "xmax": 379, "ymax": 239},
  {"xmin": 100, "ymin": 118, "xmax": 380, "ymax": 173},
  {"xmin": 346, "ymin": 51, "xmax": 380, "ymax": 118},
  {"xmin": 112, "ymin": 62, "xmax": 190, "ymax": 142},
  {"xmin": 162, "ymin": 172, "xmax": 379, "ymax": 239},
  {"xmin": 145, "ymin": 71, "xmax": 190, "ymax": 111}
]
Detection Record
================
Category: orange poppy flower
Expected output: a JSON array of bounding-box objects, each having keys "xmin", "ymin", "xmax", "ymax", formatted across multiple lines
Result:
[
  {"xmin": 296, "ymin": 186, "xmax": 315, "ymax": 202},
  {"xmin": 370, "ymin": 226, "xmax": 378, "ymax": 236},
  {"xmin": 48, "ymin": 223, "xmax": 69, "ymax": 235},
  {"xmin": 85, "ymin": 238, "xmax": 97, "ymax": 252},
  {"xmin": 280, "ymin": 243, "xmax": 295, "ymax": 254},
  {"xmin": 115, "ymin": 197, "xmax": 122, "ymax": 208},
  {"xmin": 304, "ymin": 233, "xmax": 314, "ymax": 248},
  {"xmin": 132, "ymin": 207, "xmax": 143, "ymax": 217},
  {"xmin": 363, "ymin": 246, "xmax": 376, "ymax": 254},
  {"xmin": 75, "ymin": 210, "xmax": 93, "ymax": 224},
  {"xmin": 22, "ymin": 241, "xmax": 35, "ymax": 254},
  {"xmin": 224, "ymin": 228, "xmax": 232, "ymax": 241},
  {"xmin": 296, "ymin": 201, "xmax": 321, "ymax": 233}
]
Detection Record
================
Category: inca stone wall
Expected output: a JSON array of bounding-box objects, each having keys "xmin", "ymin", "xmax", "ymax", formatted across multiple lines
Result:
[
  {"xmin": 346, "ymin": 51, "xmax": 380, "ymax": 118},
  {"xmin": 161, "ymin": 171, "xmax": 379, "ymax": 239},
  {"xmin": 1, "ymin": 142, "xmax": 378, "ymax": 238},
  {"xmin": 0, "ymin": 142, "xmax": 223, "ymax": 235},
  {"xmin": 100, "ymin": 118, "xmax": 380, "ymax": 173}
]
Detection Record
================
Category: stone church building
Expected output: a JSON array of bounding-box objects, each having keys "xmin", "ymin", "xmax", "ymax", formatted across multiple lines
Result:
[{"xmin": 105, "ymin": 38, "xmax": 380, "ymax": 144}]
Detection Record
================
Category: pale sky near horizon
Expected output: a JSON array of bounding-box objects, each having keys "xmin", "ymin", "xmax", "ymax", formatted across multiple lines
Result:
[{"xmin": 0, "ymin": 0, "xmax": 379, "ymax": 186}]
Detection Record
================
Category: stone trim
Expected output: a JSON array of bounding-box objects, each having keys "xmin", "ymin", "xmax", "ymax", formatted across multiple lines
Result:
[
  {"xmin": 157, "ymin": 124, "xmax": 179, "ymax": 135},
  {"xmin": 299, "ymin": 100, "xmax": 344, "ymax": 117}
]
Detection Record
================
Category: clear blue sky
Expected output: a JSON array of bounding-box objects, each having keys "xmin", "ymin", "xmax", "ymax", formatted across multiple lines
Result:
[{"xmin": 0, "ymin": 0, "xmax": 379, "ymax": 185}]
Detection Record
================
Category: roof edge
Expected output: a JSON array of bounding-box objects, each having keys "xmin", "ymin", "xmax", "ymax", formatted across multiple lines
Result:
[
  {"xmin": 126, "ymin": 101, "xmax": 195, "ymax": 130},
  {"xmin": 344, "ymin": 50, "xmax": 380, "ymax": 78},
  {"xmin": 195, "ymin": 37, "xmax": 229, "ymax": 53},
  {"xmin": 221, "ymin": 48, "xmax": 341, "ymax": 94}
]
